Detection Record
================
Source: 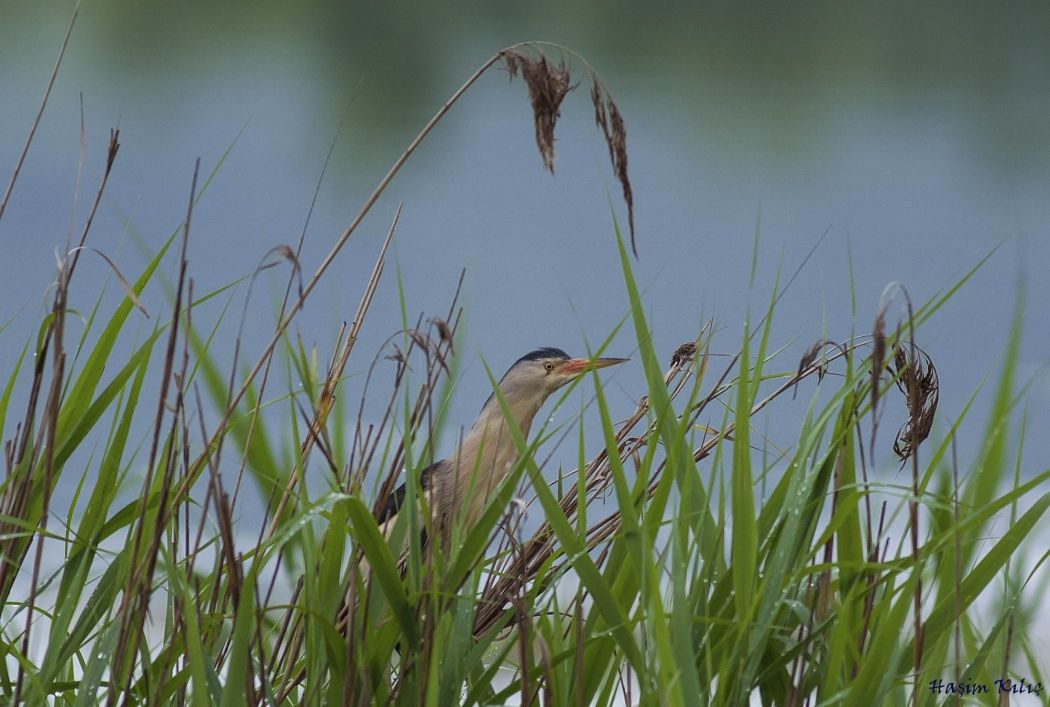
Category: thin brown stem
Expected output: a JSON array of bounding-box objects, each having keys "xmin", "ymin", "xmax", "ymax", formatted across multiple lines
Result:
[{"xmin": 0, "ymin": 2, "xmax": 79, "ymax": 227}]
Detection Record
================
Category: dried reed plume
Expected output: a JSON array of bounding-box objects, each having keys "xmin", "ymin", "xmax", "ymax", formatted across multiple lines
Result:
[
  {"xmin": 890, "ymin": 345, "xmax": 939, "ymax": 462},
  {"xmin": 502, "ymin": 45, "xmax": 637, "ymax": 256}
]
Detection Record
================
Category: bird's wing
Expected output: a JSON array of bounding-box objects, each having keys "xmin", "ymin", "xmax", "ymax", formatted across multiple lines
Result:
[{"xmin": 375, "ymin": 460, "xmax": 442, "ymax": 525}]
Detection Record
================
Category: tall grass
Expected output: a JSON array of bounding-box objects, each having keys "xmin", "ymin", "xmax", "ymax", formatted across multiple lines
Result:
[{"xmin": 1, "ymin": 30, "xmax": 1047, "ymax": 707}]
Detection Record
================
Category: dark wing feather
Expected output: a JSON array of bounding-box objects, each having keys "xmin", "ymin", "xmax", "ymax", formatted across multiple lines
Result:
[{"xmin": 376, "ymin": 460, "xmax": 443, "ymax": 524}]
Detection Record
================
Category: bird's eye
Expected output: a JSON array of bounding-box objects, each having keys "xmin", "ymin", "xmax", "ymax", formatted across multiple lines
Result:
[{"xmin": 544, "ymin": 361, "xmax": 555, "ymax": 372}]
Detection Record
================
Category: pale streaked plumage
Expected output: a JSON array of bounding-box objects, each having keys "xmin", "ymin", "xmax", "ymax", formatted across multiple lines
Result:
[{"xmin": 377, "ymin": 347, "xmax": 626, "ymax": 547}]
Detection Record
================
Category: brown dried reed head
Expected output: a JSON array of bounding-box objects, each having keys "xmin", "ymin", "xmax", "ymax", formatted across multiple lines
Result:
[
  {"xmin": 869, "ymin": 282, "xmax": 908, "ymax": 460},
  {"xmin": 890, "ymin": 345, "xmax": 939, "ymax": 461},
  {"xmin": 590, "ymin": 78, "xmax": 635, "ymax": 255},
  {"xmin": 502, "ymin": 46, "xmax": 637, "ymax": 256},
  {"xmin": 870, "ymin": 309, "xmax": 887, "ymax": 429},
  {"xmin": 670, "ymin": 341, "xmax": 697, "ymax": 367},
  {"xmin": 433, "ymin": 317, "xmax": 453, "ymax": 345},
  {"xmin": 502, "ymin": 51, "xmax": 573, "ymax": 175},
  {"xmin": 793, "ymin": 339, "xmax": 843, "ymax": 399}
]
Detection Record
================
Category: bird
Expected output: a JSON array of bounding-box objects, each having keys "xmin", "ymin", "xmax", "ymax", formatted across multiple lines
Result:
[{"xmin": 375, "ymin": 347, "xmax": 626, "ymax": 550}]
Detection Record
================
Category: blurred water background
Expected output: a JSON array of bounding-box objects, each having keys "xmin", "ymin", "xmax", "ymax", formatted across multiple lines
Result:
[{"xmin": 1, "ymin": 2, "xmax": 1048, "ymax": 522}]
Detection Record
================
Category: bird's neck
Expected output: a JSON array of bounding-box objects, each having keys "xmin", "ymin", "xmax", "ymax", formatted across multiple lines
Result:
[
  {"xmin": 447, "ymin": 391, "xmax": 546, "ymax": 503},
  {"xmin": 470, "ymin": 390, "xmax": 546, "ymax": 443}
]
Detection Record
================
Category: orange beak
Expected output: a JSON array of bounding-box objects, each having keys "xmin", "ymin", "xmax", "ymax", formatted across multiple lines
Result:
[{"xmin": 555, "ymin": 356, "xmax": 629, "ymax": 376}]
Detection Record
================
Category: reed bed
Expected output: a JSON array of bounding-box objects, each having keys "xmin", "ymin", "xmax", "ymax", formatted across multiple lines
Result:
[{"xmin": 1, "ymin": 24, "xmax": 1045, "ymax": 706}]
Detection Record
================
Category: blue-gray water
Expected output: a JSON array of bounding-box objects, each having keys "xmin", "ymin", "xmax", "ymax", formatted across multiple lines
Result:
[{"xmin": 2, "ymin": 3, "xmax": 1048, "ymax": 519}]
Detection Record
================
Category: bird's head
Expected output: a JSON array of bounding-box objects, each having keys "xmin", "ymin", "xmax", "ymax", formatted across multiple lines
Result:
[{"xmin": 497, "ymin": 347, "xmax": 628, "ymax": 404}]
